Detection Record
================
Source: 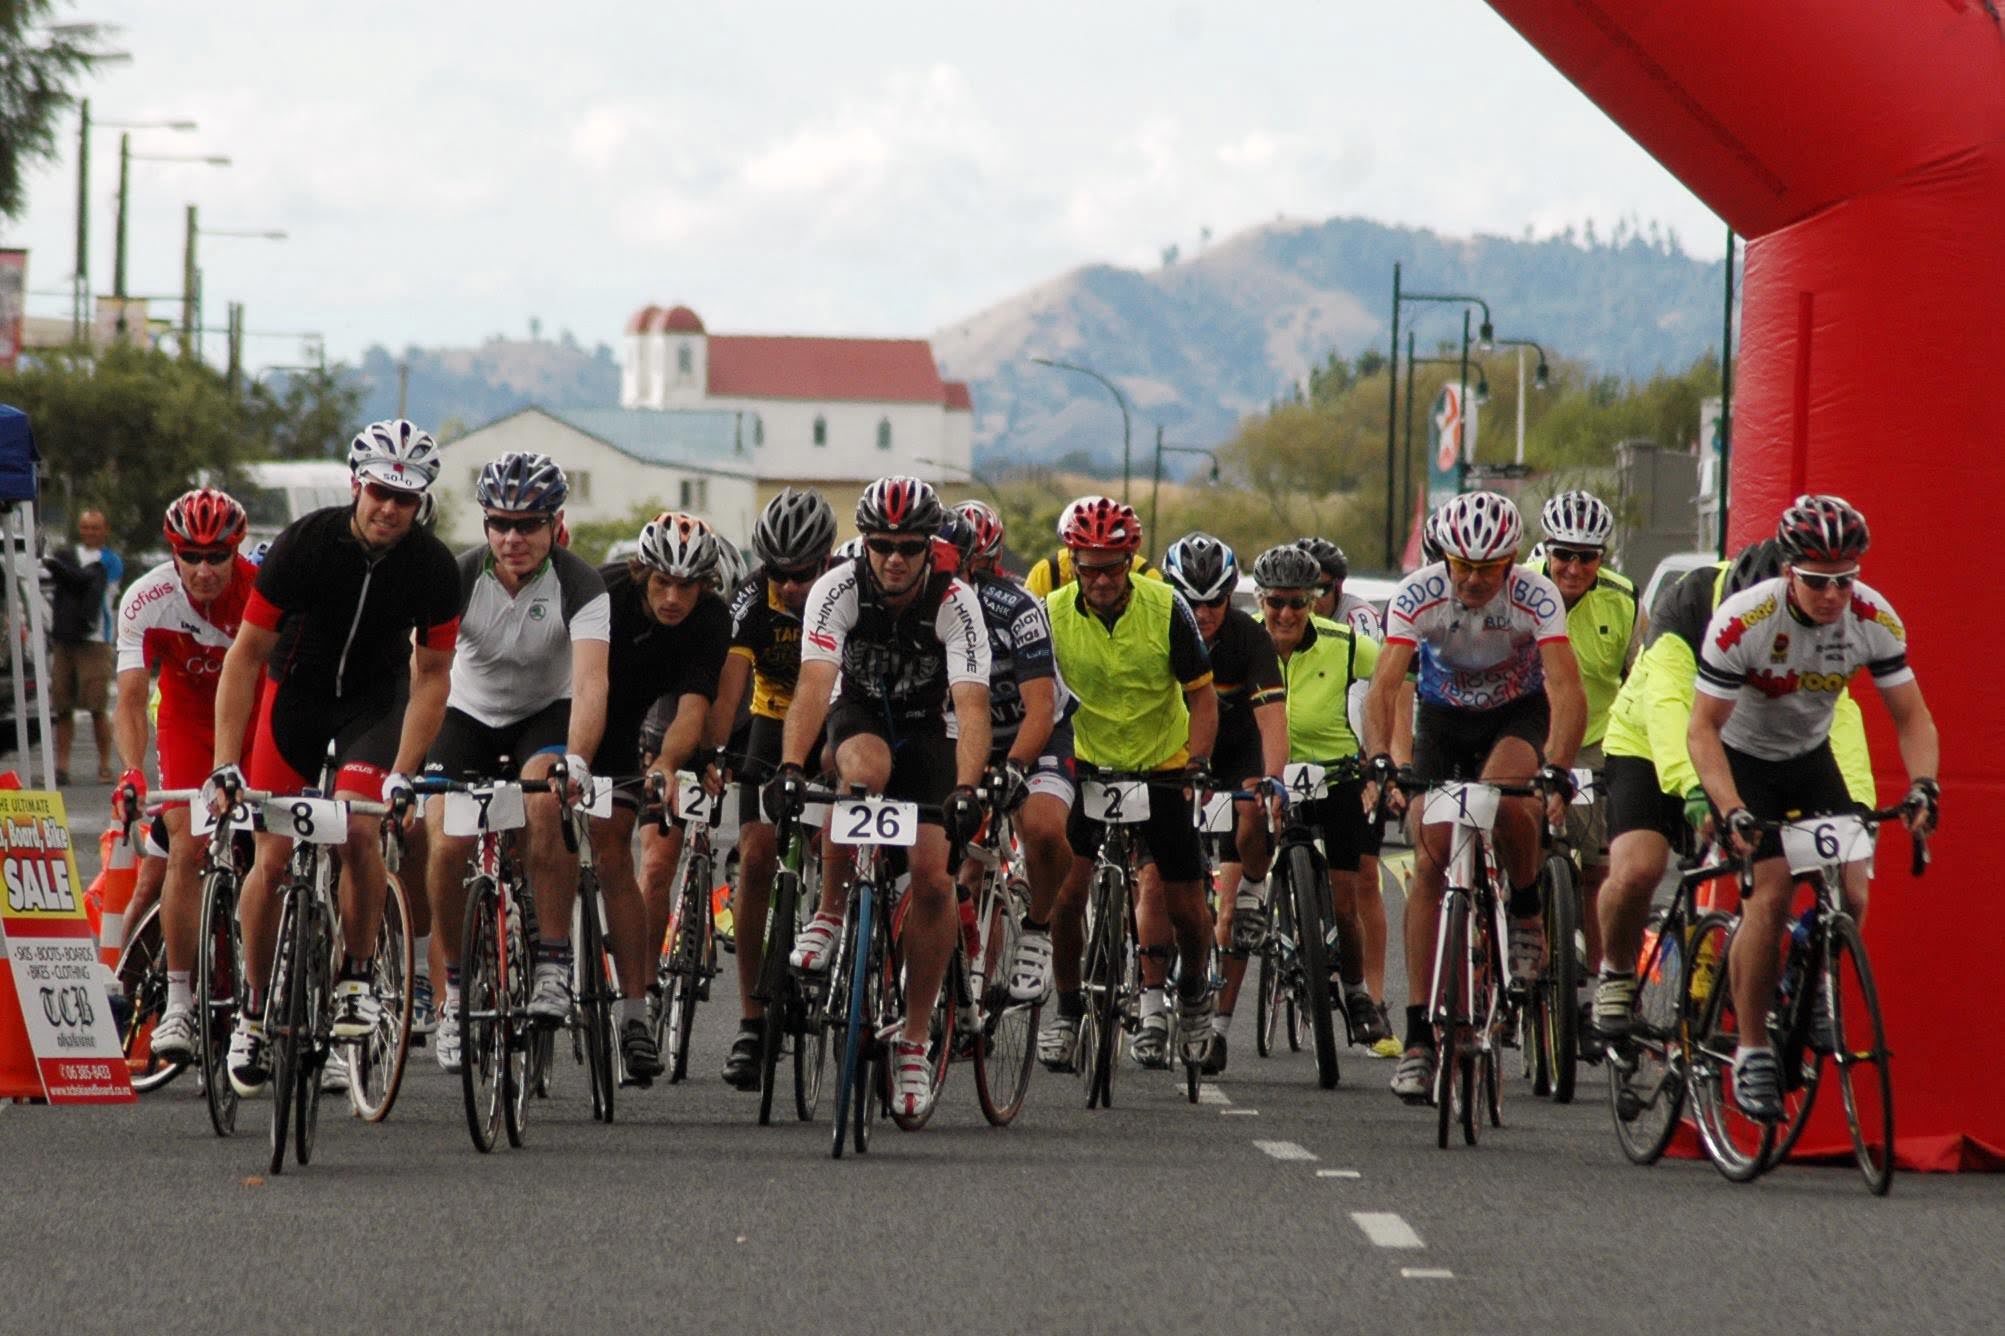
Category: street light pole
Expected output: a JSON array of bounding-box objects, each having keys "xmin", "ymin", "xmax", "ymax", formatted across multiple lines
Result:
[
  {"xmin": 1150, "ymin": 429, "xmax": 1222, "ymax": 551},
  {"xmin": 1029, "ymin": 357, "xmax": 1132, "ymax": 503},
  {"xmin": 1481, "ymin": 336, "xmax": 1549, "ymax": 465},
  {"xmin": 179, "ymin": 217, "xmax": 285, "ymax": 359},
  {"xmin": 1384, "ymin": 262, "xmax": 1401, "ymax": 569},
  {"xmin": 73, "ymin": 98, "xmax": 89, "ymax": 341}
]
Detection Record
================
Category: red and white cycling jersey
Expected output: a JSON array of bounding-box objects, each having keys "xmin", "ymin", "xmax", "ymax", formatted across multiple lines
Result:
[{"xmin": 116, "ymin": 555, "xmax": 258, "ymax": 739}]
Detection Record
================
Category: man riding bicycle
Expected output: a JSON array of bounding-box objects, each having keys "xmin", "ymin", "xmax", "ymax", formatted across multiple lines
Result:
[
  {"xmin": 1688, "ymin": 495, "xmax": 1938, "ymax": 1121},
  {"xmin": 1158, "ymin": 532, "xmax": 1285, "ymax": 1074},
  {"xmin": 1362, "ymin": 490, "xmax": 1585, "ymax": 1103},
  {"xmin": 208, "ymin": 420, "xmax": 461, "ymax": 1097},
  {"xmin": 110, "ymin": 488, "xmax": 258, "ymax": 1063},
  {"xmin": 419, "ymin": 452, "xmax": 613, "ymax": 1074},
  {"xmin": 1034, "ymin": 497, "xmax": 1220, "ymax": 1072},
  {"xmin": 769, "ymin": 477, "xmax": 991, "ymax": 1121}
]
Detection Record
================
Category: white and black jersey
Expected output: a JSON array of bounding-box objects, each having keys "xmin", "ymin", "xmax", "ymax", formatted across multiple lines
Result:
[
  {"xmin": 967, "ymin": 571, "xmax": 1070, "ymax": 747},
  {"xmin": 447, "ymin": 547, "xmax": 610, "ymax": 727},
  {"xmin": 800, "ymin": 560, "xmax": 989, "ymax": 730}
]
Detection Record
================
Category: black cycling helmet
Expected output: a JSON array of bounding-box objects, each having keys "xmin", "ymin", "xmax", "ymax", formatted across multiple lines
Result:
[
  {"xmin": 1294, "ymin": 535, "xmax": 1348, "ymax": 583},
  {"xmin": 475, "ymin": 451, "xmax": 568, "ymax": 513},
  {"xmin": 855, "ymin": 476, "xmax": 944, "ymax": 535},
  {"xmin": 1251, "ymin": 544, "xmax": 1323, "ymax": 590},
  {"xmin": 1161, "ymin": 532, "xmax": 1239, "ymax": 603},
  {"xmin": 1723, "ymin": 537, "xmax": 1785, "ymax": 599},
  {"xmin": 752, "ymin": 487, "xmax": 837, "ymax": 569}
]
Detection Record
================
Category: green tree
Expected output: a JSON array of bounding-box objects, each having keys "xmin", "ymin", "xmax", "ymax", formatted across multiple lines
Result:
[
  {"xmin": 0, "ymin": 5, "xmax": 110, "ymax": 219},
  {"xmin": 241, "ymin": 367, "xmax": 362, "ymax": 460},
  {"xmin": 565, "ymin": 498, "xmax": 669, "ymax": 565}
]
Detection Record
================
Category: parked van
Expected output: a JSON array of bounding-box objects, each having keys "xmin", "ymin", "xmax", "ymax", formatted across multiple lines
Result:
[{"xmin": 237, "ymin": 461, "xmax": 353, "ymax": 546}]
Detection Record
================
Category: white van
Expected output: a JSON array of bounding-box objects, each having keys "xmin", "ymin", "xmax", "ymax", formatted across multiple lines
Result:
[{"xmin": 236, "ymin": 461, "xmax": 354, "ymax": 546}]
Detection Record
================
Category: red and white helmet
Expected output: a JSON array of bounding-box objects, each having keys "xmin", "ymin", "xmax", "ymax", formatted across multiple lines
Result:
[
  {"xmin": 953, "ymin": 499, "xmax": 1005, "ymax": 563},
  {"xmin": 1061, "ymin": 495, "xmax": 1142, "ymax": 553},
  {"xmin": 347, "ymin": 418, "xmax": 441, "ymax": 493},
  {"xmin": 1776, "ymin": 494, "xmax": 1869, "ymax": 564},
  {"xmin": 1436, "ymin": 491, "xmax": 1524, "ymax": 562},
  {"xmin": 163, "ymin": 488, "xmax": 248, "ymax": 551},
  {"xmin": 855, "ymin": 476, "xmax": 944, "ymax": 535}
]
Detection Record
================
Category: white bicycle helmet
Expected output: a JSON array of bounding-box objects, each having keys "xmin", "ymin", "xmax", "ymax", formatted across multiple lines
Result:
[
  {"xmin": 636, "ymin": 511, "xmax": 719, "ymax": 581},
  {"xmin": 1436, "ymin": 491, "xmax": 1524, "ymax": 562},
  {"xmin": 348, "ymin": 418, "xmax": 441, "ymax": 493},
  {"xmin": 711, "ymin": 537, "xmax": 751, "ymax": 595},
  {"xmin": 1161, "ymin": 532, "xmax": 1239, "ymax": 602},
  {"xmin": 1540, "ymin": 490, "xmax": 1615, "ymax": 548}
]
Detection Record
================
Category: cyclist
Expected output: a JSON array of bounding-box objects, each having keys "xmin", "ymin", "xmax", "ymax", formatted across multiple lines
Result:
[
  {"xmin": 1024, "ymin": 496, "xmax": 1161, "ymax": 597},
  {"xmin": 1530, "ymin": 490, "xmax": 1638, "ymax": 1043},
  {"xmin": 1253, "ymin": 544, "xmax": 1390, "ymax": 1049},
  {"xmin": 108, "ymin": 488, "xmax": 257, "ymax": 1062},
  {"xmin": 768, "ymin": 476, "xmax": 991, "ymax": 1121},
  {"xmin": 208, "ymin": 420, "xmax": 461, "ymax": 1097},
  {"xmin": 702, "ymin": 487, "xmax": 837, "ymax": 1088},
  {"xmin": 1590, "ymin": 538, "xmax": 1876, "ymax": 1038},
  {"xmin": 591, "ymin": 512, "xmax": 732, "ymax": 1082},
  {"xmin": 1158, "ymin": 532, "xmax": 1284, "ymax": 1075},
  {"xmin": 1688, "ymin": 495, "xmax": 1938, "ymax": 1121},
  {"xmin": 420, "ymin": 452, "xmax": 610, "ymax": 1075},
  {"xmin": 1033, "ymin": 497, "xmax": 1219, "ymax": 1072},
  {"xmin": 1297, "ymin": 536, "xmax": 1384, "ymax": 641},
  {"xmin": 1361, "ymin": 490, "xmax": 1585, "ymax": 1102},
  {"xmin": 941, "ymin": 500, "xmax": 1077, "ymax": 1009}
]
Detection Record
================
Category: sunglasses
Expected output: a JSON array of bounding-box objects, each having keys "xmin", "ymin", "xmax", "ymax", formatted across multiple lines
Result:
[
  {"xmin": 485, "ymin": 514, "xmax": 551, "ymax": 536},
  {"xmin": 1195, "ymin": 594, "xmax": 1232, "ymax": 609},
  {"xmin": 865, "ymin": 537, "xmax": 929, "ymax": 558},
  {"xmin": 1446, "ymin": 556, "xmax": 1513, "ymax": 577},
  {"xmin": 176, "ymin": 548, "xmax": 233, "ymax": 567},
  {"xmin": 771, "ymin": 565, "xmax": 820, "ymax": 586},
  {"xmin": 1262, "ymin": 594, "xmax": 1310, "ymax": 611},
  {"xmin": 1546, "ymin": 545, "xmax": 1603, "ymax": 565},
  {"xmin": 363, "ymin": 481, "xmax": 422, "ymax": 509},
  {"xmin": 1074, "ymin": 560, "xmax": 1129, "ymax": 581},
  {"xmin": 1793, "ymin": 566, "xmax": 1859, "ymax": 592}
]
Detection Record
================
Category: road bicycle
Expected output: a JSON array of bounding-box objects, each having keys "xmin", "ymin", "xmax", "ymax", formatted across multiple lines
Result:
[
  {"xmin": 653, "ymin": 770, "xmax": 722, "ymax": 1087},
  {"xmin": 956, "ymin": 784, "xmax": 1039, "ymax": 1126},
  {"xmin": 755, "ymin": 783, "xmax": 826, "ymax": 1125},
  {"xmin": 1524, "ymin": 766, "xmax": 1601, "ymax": 1105}
]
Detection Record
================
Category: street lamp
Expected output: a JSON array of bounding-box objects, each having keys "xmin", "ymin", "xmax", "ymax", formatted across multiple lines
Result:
[
  {"xmin": 181, "ymin": 208, "xmax": 287, "ymax": 357},
  {"xmin": 71, "ymin": 100, "xmax": 195, "ymax": 338},
  {"xmin": 1146, "ymin": 425, "xmax": 1222, "ymax": 554},
  {"xmin": 1383, "ymin": 262, "xmax": 1493, "ymax": 567},
  {"xmin": 1029, "ymin": 356, "xmax": 1133, "ymax": 503},
  {"xmin": 1478, "ymin": 336, "xmax": 1550, "ymax": 466},
  {"xmin": 1402, "ymin": 350, "xmax": 1493, "ymax": 525},
  {"xmin": 912, "ymin": 455, "xmax": 1007, "ymax": 512},
  {"xmin": 114, "ymin": 138, "xmax": 228, "ymax": 310}
]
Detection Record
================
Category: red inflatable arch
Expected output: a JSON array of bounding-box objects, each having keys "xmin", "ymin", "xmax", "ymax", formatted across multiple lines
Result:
[{"xmin": 1488, "ymin": 0, "xmax": 2005, "ymax": 1169}]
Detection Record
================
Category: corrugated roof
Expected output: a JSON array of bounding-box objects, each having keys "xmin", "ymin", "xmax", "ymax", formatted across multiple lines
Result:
[
  {"xmin": 707, "ymin": 335, "xmax": 947, "ymax": 404},
  {"xmin": 550, "ymin": 407, "xmax": 755, "ymax": 475}
]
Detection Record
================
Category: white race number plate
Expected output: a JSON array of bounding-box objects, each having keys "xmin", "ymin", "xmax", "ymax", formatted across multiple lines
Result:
[
  {"xmin": 1083, "ymin": 780, "xmax": 1151, "ymax": 825},
  {"xmin": 1779, "ymin": 814, "xmax": 1875, "ymax": 875},
  {"xmin": 829, "ymin": 797, "xmax": 919, "ymax": 848},
  {"xmin": 443, "ymin": 784, "xmax": 528, "ymax": 836}
]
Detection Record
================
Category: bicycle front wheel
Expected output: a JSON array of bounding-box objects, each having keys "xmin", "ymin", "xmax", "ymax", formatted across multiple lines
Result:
[
  {"xmin": 1827, "ymin": 914, "xmax": 1894, "ymax": 1194},
  {"xmin": 1285, "ymin": 843, "xmax": 1339, "ymax": 1090},
  {"xmin": 974, "ymin": 877, "xmax": 1037, "ymax": 1127},
  {"xmin": 1082, "ymin": 869, "xmax": 1127, "ymax": 1110},
  {"xmin": 113, "ymin": 903, "xmax": 181, "ymax": 1093},
  {"xmin": 1608, "ymin": 909, "xmax": 1688, "ymax": 1166},
  {"xmin": 291, "ymin": 900, "xmax": 330, "ymax": 1167},
  {"xmin": 831, "ymin": 893, "xmax": 872, "ymax": 1159},
  {"xmin": 758, "ymin": 864, "xmax": 800, "ymax": 1123},
  {"xmin": 576, "ymin": 880, "xmax": 616, "ymax": 1124},
  {"xmin": 669, "ymin": 852, "xmax": 712, "ymax": 1086},
  {"xmin": 1687, "ymin": 913, "xmax": 1774, "ymax": 1182},
  {"xmin": 349, "ymin": 871, "xmax": 414, "ymax": 1123},
  {"xmin": 266, "ymin": 887, "xmax": 304, "ymax": 1175},
  {"xmin": 196, "ymin": 868, "xmax": 243, "ymax": 1137},
  {"xmin": 1541, "ymin": 852, "xmax": 1581, "ymax": 1104},
  {"xmin": 1432, "ymin": 892, "xmax": 1469, "ymax": 1150},
  {"xmin": 460, "ymin": 877, "xmax": 504, "ymax": 1153}
]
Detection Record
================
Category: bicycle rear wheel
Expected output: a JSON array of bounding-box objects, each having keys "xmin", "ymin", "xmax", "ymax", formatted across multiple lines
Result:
[
  {"xmin": 974, "ymin": 877, "xmax": 1038, "ymax": 1126},
  {"xmin": 266, "ymin": 887, "xmax": 304, "ymax": 1175},
  {"xmin": 1432, "ymin": 893, "xmax": 1468, "ymax": 1150},
  {"xmin": 1285, "ymin": 843, "xmax": 1339, "ymax": 1090},
  {"xmin": 460, "ymin": 878, "xmax": 504, "ymax": 1152},
  {"xmin": 1687, "ymin": 913, "xmax": 1775, "ymax": 1181},
  {"xmin": 113, "ymin": 903, "xmax": 182, "ymax": 1093},
  {"xmin": 1608, "ymin": 909, "xmax": 1689, "ymax": 1166},
  {"xmin": 1826, "ymin": 914, "xmax": 1894, "ymax": 1195},
  {"xmin": 576, "ymin": 879, "xmax": 616, "ymax": 1124},
  {"xmin": 196, "ymin": 868, "xmax": 243, "ymax": 1137},
  {"xmin": 1541, "ymin": 852, "xmax": 1581, "ymax": 1104},
  {"xmin": 349, "ymin": 872, "xmax": 414, "ymax": 1122}
]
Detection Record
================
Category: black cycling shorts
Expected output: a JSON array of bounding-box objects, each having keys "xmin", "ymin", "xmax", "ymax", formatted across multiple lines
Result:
[
  {"xmin": 425, "ymin": 701, "xmax": 570, "ymax": 782},
  {"xmin": 1412, "ymin": 693, "xmax": 1550, "ymax": 784},
  {"xmin": 1301, "ymin": 778, "xmax": 1369, "ymax": 874},
  {"xmin": 1606, "ymin": 753, "xmax": 1686, "ymax": 845},
  {"xmin": 247, "ymin": 684, "xmax": 401, "ymax": 799},
  {"xmin": 731, "ymin": 714, "xmax": 785, "ymax": 826},
  {"xmin": 1725, "ymin": 741, "xmax": 1853, "ymax": 862},
  {"xmin": 825, "ymin": 700, "xmax": 956, "ymax": 825},
  {"xmin": 1067, "ymin": 769, "xmax": 1206, "ymax": 883},
  {"xmin": 1208, "ymin": 733, "xmax": 1269, "ymax": 865}
]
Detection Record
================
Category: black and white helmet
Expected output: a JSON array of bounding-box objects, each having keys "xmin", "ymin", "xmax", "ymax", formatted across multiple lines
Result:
[
  {"xmin": 1251, "ymin": 544, "xmax": 1323, "ymax": 590},
  {"xmin": 1421, "ymin": 507, "xmax": 1447, "ymax": 564},
  {"xmin": 1161, "ymin": 532, "xmax": 1239, "ymax": 602},
  {"xmin": 1724, "ymin": 538, "xmax": 1784, "ymax": 599},
  {"xmin": 636, "ymin": 511, "xmax": 719, "ymax": 581},
  {"xmin": 854, "ymin": 476, "xmax": 943, "ymax": 535},
  {"xmin": 752, "ymin": 487, "xmax": 836, "ymax": 569},
  {"xmin": 1294, "ymin": 536, "xmax": 1348, "ymax": 583},
  {"xmin": 476, "ymin": 451, "xmax": 568, "ymax": 513},
  {"xmin": 347, "ymin": 418, "xmax": 441, "ymax": 493},
  {"xmin": 1436, "ymin": 491, "xmax": 1524, "ymax": 562},
  {"xmin": 1541, "ymin": 490, "xmax": 1615, "ymax": 548}
]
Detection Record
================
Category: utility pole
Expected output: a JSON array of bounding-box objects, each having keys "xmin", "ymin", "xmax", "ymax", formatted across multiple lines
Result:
[
  {"xmin": 74, "ymin": 99, "xmax": 89, "ymax": 342},
  {"xmin": 226, "ymin": 302, "xmax": 244, "ymax": 396},
  {"xmin": 1383, "ymin": 262, "xmax": 1402, "ymax": 569},
  {"xmin": 397, "ymin": 362, "xmax": 410, "ymax": 419},
  {"xmin": 181, "ymin": 204, "xmax": 198, "ymax": 356}
]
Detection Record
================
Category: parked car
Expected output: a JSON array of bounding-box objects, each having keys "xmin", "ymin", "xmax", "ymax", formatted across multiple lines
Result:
[{"xmin": 1639, "ymin": 549, "xmax": 1718, "ymax": 636}]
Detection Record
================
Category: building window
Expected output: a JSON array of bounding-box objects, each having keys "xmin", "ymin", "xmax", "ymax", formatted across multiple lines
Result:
[
  {"xmin": 752, "ymin": 414, "xmax": 764, "ymax": 447},
  {"xmin": 572, "ymin": 470, "xmax": 591, "ymax": 502},
  {"xmin": 813, "ymin": 415, "xmax": 827, "ymax": 447},
  {"xmin": 678, "ymin": 478, "xmax": 708, "ymax": 510},
  {"xmin": 676, "ymin": 343, "xmax": 692, "ymax": 375},
  {"xmin": 876, "ymin": 417, "xmax": 892, "ymax": 451}
]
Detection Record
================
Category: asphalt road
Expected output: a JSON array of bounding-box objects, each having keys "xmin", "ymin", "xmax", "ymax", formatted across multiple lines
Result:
[{"xmin": 6, "ymin": 851, "xmax": 2003, "ymax": 1332}]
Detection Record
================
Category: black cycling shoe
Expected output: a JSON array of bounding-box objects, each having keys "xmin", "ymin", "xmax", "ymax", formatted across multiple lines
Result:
[
  {"xmin": 621, "ymin": 1020, "xmax": 663, "ymax": 1086},
  {"xmin": 722, "ymin": 1027, "xmax": 763, "ymax": 1091},
  {"xmin": 1200, "ymin": 1030, "xmax": 1229, "ymax": 1076}
]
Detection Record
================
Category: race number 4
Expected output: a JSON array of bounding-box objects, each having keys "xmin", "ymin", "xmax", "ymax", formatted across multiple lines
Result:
[{"xmin": 830, "ymin": 797, "xmax": 919, "ymax": 848}]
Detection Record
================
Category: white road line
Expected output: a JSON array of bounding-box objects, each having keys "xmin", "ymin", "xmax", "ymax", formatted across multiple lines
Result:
[
  {"xmin": 1196, "ymin": 1083, "xmax": 1231, "ymax": 1105},
  {"xmin": 1400, "ymin": 1268, "xmax": 1455, "ymax": 1280},
  {"xmin": 1253, "ymin": 1139, "xmax": 1317, "ymax": 1161},
  {"xmin": 1315, "ymin": 1168, "xmax": 1362, "ymax": 1179},
  {"xmin": 1351, "ymin": 1212, "xmax": 1425, "ymax": 1249},
  {"xmin": 1221, "ymin": 1107, "xmax": 1259, "ymax": 1117}
]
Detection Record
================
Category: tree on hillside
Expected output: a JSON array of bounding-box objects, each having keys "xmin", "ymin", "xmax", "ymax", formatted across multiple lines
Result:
[
  {"xmin": 0, "ymin": 4, "xmax": 110, "ymax": 219},
  {"xmin": 244, "ymin": 366, "xmax": 362, "ymax": 460}
]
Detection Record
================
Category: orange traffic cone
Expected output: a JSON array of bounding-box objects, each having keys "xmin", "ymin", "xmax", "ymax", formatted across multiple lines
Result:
[{"xmin": 96, "ymin": 825, "xmax": 137, "ymax": 975}]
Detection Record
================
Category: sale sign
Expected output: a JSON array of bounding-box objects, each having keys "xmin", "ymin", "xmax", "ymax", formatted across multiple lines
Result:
[{"xmin": 0, "ymin": 791, "xmax": 133, "ymax": 1102}]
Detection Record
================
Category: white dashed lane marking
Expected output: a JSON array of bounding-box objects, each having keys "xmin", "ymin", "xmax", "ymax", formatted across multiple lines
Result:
[
  {"xmin": 1351, "ymin": 1212, "xmax": 1425, "ymax": 1249},
  {"xmin": 1221, "ymin": 1108, "xmax": 1259, "ymax": 1117},
  {"xmin": 1315, "ymin": 1168, "xmax": 1362, "ymax": 1179},
  {"xmin": 1401, "ymin": 1268, "xmax": 1455, "ymax": 1280},
  {"xmin": 1196, "ymin": 1084, "xmax": 1231, "ymax": 1105},
  {"xmin": 1253, "ymin": 1139, "xmax": 1317, "ymax": 1161}
]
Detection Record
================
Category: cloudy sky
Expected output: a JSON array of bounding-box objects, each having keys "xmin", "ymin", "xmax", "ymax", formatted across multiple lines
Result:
[{"xmin": 11, "ymin": 1, "xmax": 1720, "ymax": 371}]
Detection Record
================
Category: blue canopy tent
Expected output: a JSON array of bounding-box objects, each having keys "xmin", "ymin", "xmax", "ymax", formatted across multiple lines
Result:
[{"xmin": 0, "ymin": 405, "xmax": 53, "ymax": 788}]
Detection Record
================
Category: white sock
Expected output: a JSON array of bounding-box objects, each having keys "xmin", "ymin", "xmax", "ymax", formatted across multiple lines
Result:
[
  {"xmin": 1237, "ymin": 875, "xmax": 1267, "ymax": 905},
  {"xmin": 166, "ymin": 971, "xmax": 192, "ymax": 1012},
  {"xmin": 444, "ymin": 983, "xmax": 461, "ymax": 1009},
  {"xmin": 619, "ymin": 996, "xmax": 645, "ymax": 1026},
  {"xmin": 1140, "ymin": 986, "xmax": 1168, "ymax": 1020},
  {"xmin": 412, "ymin": 935, "xmax": 430, "ymax": 980},
  {"xmin": 1214, "ymin": 1010, "xmax": 1234, "ymax": 1038}
]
